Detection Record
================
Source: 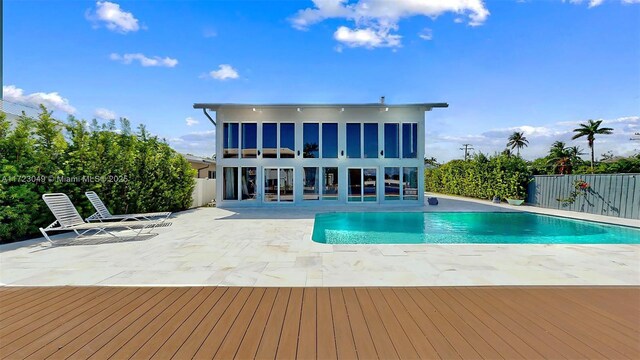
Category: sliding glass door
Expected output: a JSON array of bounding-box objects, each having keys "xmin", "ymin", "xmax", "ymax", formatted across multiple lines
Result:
[
  {"xmin": 264, "ymin": 167, "xmax": 294, "ymax": 203},
  {"xmin": 348, "ymin": 168, "xmax": 377, "ymax": 202}
]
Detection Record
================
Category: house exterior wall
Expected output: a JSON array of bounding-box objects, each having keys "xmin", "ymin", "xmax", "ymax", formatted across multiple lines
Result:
[
  {"xmin": 188, "ymin": 161, "xmax": 216, "ymax": 179},
  {"xmin": 215, "ymin": 106, "xmax": 427, "ymax": 206}
]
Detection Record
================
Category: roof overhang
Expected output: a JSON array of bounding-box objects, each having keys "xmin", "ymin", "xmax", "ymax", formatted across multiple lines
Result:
[{"xmin": 193, "ymin": 102, "xmax": 449, "ymax": 111}]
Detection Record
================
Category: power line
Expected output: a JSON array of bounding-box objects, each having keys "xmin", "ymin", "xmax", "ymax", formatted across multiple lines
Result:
[{"xmin": 460, "ymin": 144, "xmax": 474, "ymax": 160}]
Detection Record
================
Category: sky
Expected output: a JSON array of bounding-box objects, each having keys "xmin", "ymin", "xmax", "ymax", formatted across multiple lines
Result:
[{"xmin": 3, "ymin": 0, "xmax": 640, "ymax": 161}]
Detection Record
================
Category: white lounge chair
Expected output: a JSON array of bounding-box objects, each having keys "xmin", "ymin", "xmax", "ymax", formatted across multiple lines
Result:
[
  {"xmin": 39, "ymin": 193, "xmax": 170, "ymax": 244},
  {"xmin": 85, "ymin": 191, "xmax": 171, "ymax": 222}
]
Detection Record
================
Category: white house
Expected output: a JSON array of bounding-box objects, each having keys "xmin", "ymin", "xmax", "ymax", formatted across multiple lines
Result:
[{"xmin": 193, "ymin": 100, "xmax": 447, "ymax": 207}]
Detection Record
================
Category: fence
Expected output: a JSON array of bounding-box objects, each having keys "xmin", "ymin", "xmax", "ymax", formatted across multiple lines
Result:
[
  {"xmin": 191, "ymin": 178, "xmax": 216, "ymax": 208},
  {"xmin": 527, "ymin": 174, "xmax": 640, "ymax": 219}
]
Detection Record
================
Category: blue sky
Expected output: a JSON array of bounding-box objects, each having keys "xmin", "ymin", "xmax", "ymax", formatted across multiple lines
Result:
[{"xmin": 3, "ymin": 0, "xmax": 640, "ymax": 161}]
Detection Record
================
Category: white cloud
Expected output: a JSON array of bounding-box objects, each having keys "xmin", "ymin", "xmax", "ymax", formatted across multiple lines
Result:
[
  {"xmin": 185, "ymin": 117, "xmax": 199, "ymax": 126},
  {"xmin": 168, "ymin": 129, "xmax": 216, "ymax": 157},
  {"xmin": 88, "ymin": 1, "xmax": 140, "ymax": 33},
  {"xmin": 207, "ymin": 64, "xmax": 239, "ymax": 80},
  {"xmin": 3, "ymin": 85, "xmax": 76, "ymax": 114},
  {"xmin": 567, "ymin": 0, "xmax": 639, "ymax": 7},
  {"xmin": 418, "ymin": 28, "xmax": 433, "ymax": 40},
  {"xmin": 334, "ymin": 26, "xmax": 401, "ymax": 48},
  {"xmin": 110, "ymin": 53, "xmax": 178, "ymax": 68},
  {"xmin": 290, "ymin": 0, "xmax": 489, "ymax": 48},
  {"xmin": 426, "ymin": 116, "xmax": 640, "ymax": 161},
  {"xmin": 94, "ymin": 108, "xmax": 117, "ymax": 119}
]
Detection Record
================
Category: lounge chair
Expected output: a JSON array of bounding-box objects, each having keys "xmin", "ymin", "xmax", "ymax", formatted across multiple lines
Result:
[
  {"xmin": 39, "ymin": 193, "xmax": 170, "ymax": 244},
  {"xmin": 85, "ymin": 191, "xmax": 171, "ymax": 222}
]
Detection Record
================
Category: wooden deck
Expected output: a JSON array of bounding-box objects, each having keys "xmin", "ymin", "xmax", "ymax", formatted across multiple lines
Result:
[{"xmin": 0, "ymin": 287, "xmax": 638, "ymax": 359}]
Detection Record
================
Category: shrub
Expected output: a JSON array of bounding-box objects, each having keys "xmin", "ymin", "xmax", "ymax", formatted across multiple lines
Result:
[
  {"xmin": 0, "ymin": 107, "xmax": 195, "ymax": 243},
  {"xmin": 425, "ymin": 153, "xmax": 531, "ymax": 200}
]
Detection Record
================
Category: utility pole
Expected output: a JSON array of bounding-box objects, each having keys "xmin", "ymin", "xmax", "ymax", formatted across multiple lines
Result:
[{"xmin": 460, "ymin": 144, "xmax": 474, "ymax": 160}]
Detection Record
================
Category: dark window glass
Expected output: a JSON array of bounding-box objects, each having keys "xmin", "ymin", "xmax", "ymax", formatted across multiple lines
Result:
[
  {"xmin": 223, "ymin": 123, "xmax": 239, "ymax": 158},
  {"xmin": 241, "ymin": 123, "xmax": 257, "ymax": 158},
  {"xmin": 363, "ymin": 168, "xmax": 377, "ymax": 202},
  {"xmin": 346, "ymin": 123, "xmax": 361, "ymax": 158},
  {"xmin": 264, "ymin": 168, "xmax": 278, "ymax": 201},
  {"xmin": 402, "ymin": 123, "xmax": 418, "ymax": 158},
  {"xmin": 348, "ymin": 168, "xmax": 362, "ymax": 202},
  {"xmin": 303, "ymin": 123, "xmax": 319, "ymax": 158},
  {"xmin": 384, "ymin": 123, "xmax": 399, "ymax": 158},
  {"xmin": 364, "ymin": 123, "xmax": 378, "ymax": 158},
  {"xmin": 280, "ymin": 168, "xmax": 294, "ymax": 202},
  {"xmin": 241, "ymin": 167, "xmax": 257, "ymax": 200},
  {"xmin": 403, "ymin": 167, "xmax": 419, "ymax": 200},
  {"xmin": 323, "ymin": 167, "xmax": 338, "ymax": 200},
  {"xmin": 384, "ymin": 167, "xmax": 400, "ymax": 200},
  {"xmin": 303, "ymin": 167, "xmax": 319, "ymax": 200},
  {"xmin": 280, "ymin": 123, "xmax": 295, "ymax": 158},
  {"xmin": 262, "ymin": 123, "xmax": 277, "ymax": 158},
  {"xmin": 223, "ymin": 167, "xmax": 238, "ymax": 200},
  {"xmin": 322, "ymin": 123, "xmax": 338, "ymax": 158}
]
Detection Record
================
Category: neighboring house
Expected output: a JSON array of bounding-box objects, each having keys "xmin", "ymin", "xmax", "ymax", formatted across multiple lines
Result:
[
  {"xmin": 0, "ymin": 99, "xmax": 41, "ymax": 126},
  {"xmin": 183, "ymin": 154, "xmax": 216, "ymax": 179},
  {"xmin": 193, "ymin": 100, "xmax": 447, "ymax": 206}
]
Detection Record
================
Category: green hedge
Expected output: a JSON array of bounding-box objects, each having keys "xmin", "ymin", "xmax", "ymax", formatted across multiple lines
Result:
[
  {"xmin": 0, "ymin": 108, "xmax": 196, "ymax": 243},
  {"xmin": 425, "ymin": 153, "xmax": 531, "ymax": 201}
]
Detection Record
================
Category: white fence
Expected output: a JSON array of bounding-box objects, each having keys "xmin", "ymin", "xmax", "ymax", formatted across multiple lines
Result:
[{"xmin": 191, "ymin": 178, "xmax": 216, "ymax": 208}]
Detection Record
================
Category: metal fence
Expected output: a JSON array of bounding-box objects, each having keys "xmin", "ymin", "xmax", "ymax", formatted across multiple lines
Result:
[{"xmin": 527, "ymin": 174, "xmax": 640, "ymax": 219}]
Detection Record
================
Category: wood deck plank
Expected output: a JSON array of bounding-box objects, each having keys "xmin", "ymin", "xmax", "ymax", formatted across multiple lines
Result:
[
  {"xmin": 0, "ymin": 288, "xmax": 51, "ymax": 310},
  {"xmin": 316, "ymin": 288, "xmax": 338, "ymax": 360},
  {"xmin": 34, "ymin": 287, "xmax": 176, "ymax": 359},
  {"xmin": 275, "ymin": 287, "xmax": 304, "ymax": 360},
  {"xmin": 328, "ymin": 288, "xmax": 358, "ymax": 360},
  {"xmin": 234, "ymin": 288, "xmax": 279, "ymax": 360},
  {"xmin": 255, "ymin": 288, "xmax": 291, "ymax": 360},
  {"xmin": 297, "ymin": 288, "xmax": 317, "ymax": 360},
  {"xmin": 192, "ymin": 287, "xmax": 253, "ymax": 359},
  {"xmin": 0, "ymin": 286, "xmax": 637, "ymax": 360},
  {"xmin": 151, "ymin": 287, "xmax": 229, "ymax": 359},
  {"xmin": 214, "ymin": 288, "xmax": 267, "ymax": 359},
  {"xmin": 342, "ymin": 288, "xmax": 379, "ymax": 359},
  {"xmin": 171, "ymin": 287, "xmax": 241, "ymax": 359}
]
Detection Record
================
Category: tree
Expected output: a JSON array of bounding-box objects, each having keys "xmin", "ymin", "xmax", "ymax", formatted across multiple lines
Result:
[
  {"xmin": 506, "ymin": 131, "xmax": 529, "ymax": 157},
  {"xmin": 547, "ymin": 141, "xmax": 573, "ymax": 174},
  {"xmin": 571, "ymin": 119, "xmax": 613, "ymax": 172}
]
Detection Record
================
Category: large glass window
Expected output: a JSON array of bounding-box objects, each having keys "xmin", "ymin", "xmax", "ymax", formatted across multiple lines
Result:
[
  {"xmin": 303, "ymin": 123, "xmax": 319, "ymax": 158},
  {"xmin": 280, "ymin": 168, "xmax": 294, "ymax": 202},
  {"xmin": 348, "ymin": 168, "xmax": 362, "ymax": 202},
  {"xmin": 322, "ymin": 123, "xmax": 338, "ymax": 158},
  {"xmin": 363, "ymin": 168, "xmax": 377, "ymax": 202},
  {"xmin": 384, "ymin": 123, "xmax": 399, "ymax": 158},
  {"xmin": 264, "ymin": 168, "xmax": 278, "ymax": 202},
  {"xmin": 303, "ymin": 167, "xmax": 319, "ymax": 200},
  {"xmin": 402, "ymin": 123, "xmax": 418, "ymax": 158},
  {"xmin": 403, "ymin": 167, "xmax": 419, "ymax": 200},
  {"xmin": 323, "ymin": 167, "xmax": 338, "ymax": 200},
  {"xmin": 223, "ymin": 123, "xmax": 239, "ymax": 158},
  {"xmin": 241, "ymin": 167, "xmax": 257, "ymax": 200},
  {"xmin": 262, "ymin": 123, "xmax": 277, "ymax": 158},
  {"xmin": 280, "ymin": 123, "xmax": 295, "ymax": 158},
  {"xmin": 241, "ymin": 123, "xmax": 257, "ymax": 158},
  {"xmin": 223, "ymin": 167, "xmax": 238, "ymax": 200},
  {"xmin": 364, "ymin": 123, "xmax": 378, "ymax": 158},
  {"xmin": 346, "ymin": 123, "xmax": 361, "ymax": 158},
  {"xmin": 384, "ymin": 167, "xmax": 400, "ymax": 200}
]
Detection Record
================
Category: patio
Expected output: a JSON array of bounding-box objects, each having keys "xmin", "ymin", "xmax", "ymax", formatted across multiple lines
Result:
[{"xmin": 1, "ymin": 195, "xmax": 639, "ymax": 287}]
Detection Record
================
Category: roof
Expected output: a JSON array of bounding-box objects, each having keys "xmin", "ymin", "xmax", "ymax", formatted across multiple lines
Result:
[
  {"xmin": 193, "ymin": 102, "xmax": 449, "ymax": 111},
  {"xmin": 181, "ymin": 154, "xmax": 216, "ymax": 164}
]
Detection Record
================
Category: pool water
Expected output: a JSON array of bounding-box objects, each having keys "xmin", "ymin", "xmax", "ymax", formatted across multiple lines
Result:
[{"xmin": 311, "ymin": 212, "xmax": 640, "ymax": 244}]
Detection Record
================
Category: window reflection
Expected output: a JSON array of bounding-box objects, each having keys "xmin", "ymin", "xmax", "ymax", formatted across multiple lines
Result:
[
  {"xmin": 303, "ymin": 123, "xmax": 319, "ymax": 158},
  {"xmin": 241, "ymin": 167, "xmax": 257, "ymax": 200},
  {"xmin": 223, "ymin": 167, "xmax": 238, "ymax": 200},
  {"xmin": 384, "ymin": 123, "xmax": 399, "ymax": 158},
  {"xmin": 402, "ymin": 123, "xmax": 418, "ymax": 158},
  {"xmin": 303, "ymin": 167, "xmax": 319, "ymax": 200},
  {"xmin": 403, "ymin": 167, "xmax": 419, "ymax": 200},
  {"xmin": 242, "ymin": 123, "xmax": 257, "ymax": 158},
  {"xmin": 385, "ymin": 167, "xmax": 400, "ymax": 200},
  {"xmin": 280, "ymin": 123, "xmax": 295, "ymax": 158},
  {"xmin": 322, "ymin": 123, "xmax": 338, "ymax": 158},
  {"xmin": 262, "ymin": 123, "xmax": 277, "ymax": 158},
  {"xmin": 223, "ymin": 123, "xmax": 239, "ymax": 158},
  {"xmin": 346, "ymin": 123, "xmax": 361, "ymax": 158},
  {"xmin": 323, "ymin": 167, "xmax": 338, "ymax": 200},
  {"xmin": 364, "ymin": 123, "xmax": 378, "ymax": 158}
]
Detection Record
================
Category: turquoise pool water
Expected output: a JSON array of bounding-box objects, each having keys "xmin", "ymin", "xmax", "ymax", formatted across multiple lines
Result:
[{"xmin": 311, "ymin": 212, "xmax": 640, "ymax": 244}]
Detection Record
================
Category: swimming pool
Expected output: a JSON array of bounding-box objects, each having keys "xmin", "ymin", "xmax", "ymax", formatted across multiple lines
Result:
[{"xmin": 311, "ymin": 212, "xmax": 640, "ymax": 244}]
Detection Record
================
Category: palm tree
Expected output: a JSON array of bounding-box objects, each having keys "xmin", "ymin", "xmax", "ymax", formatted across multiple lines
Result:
[
  {"xmin": 547, "ymin": 141, "xmax": 573, "ymax": 174},
  {"xmin": 507, "ymin": 131, "xmax": 529, "ymax": 157},
  {"xmin": 571, "ymin": 119, "xmax": 613, "ymax": 172}
]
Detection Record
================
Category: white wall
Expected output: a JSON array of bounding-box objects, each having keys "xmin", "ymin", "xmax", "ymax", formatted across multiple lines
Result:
[{"xmin": 191, "ymin": 178, "xmax": 216, "ymax": 208}]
